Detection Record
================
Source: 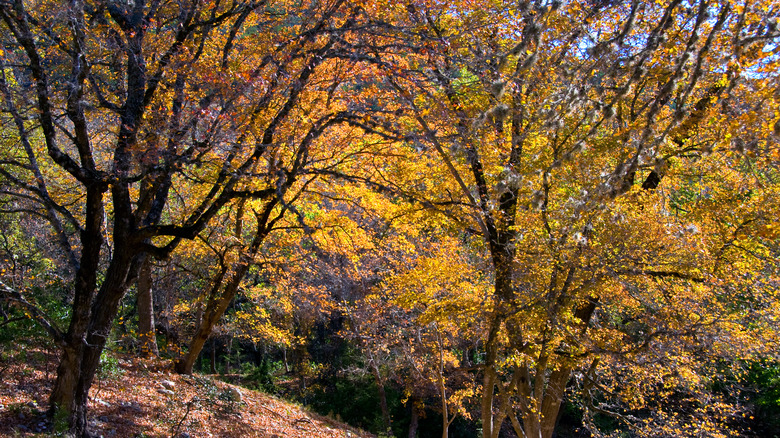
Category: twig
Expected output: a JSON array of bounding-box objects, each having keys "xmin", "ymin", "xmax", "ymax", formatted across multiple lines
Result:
[
  {"xmin": 170, "ymin": 397, "xmax": 200, "ymax": 438},
  {"xmin": 257, "ymin": 403, "xmax": 286, "ymax": 418}
]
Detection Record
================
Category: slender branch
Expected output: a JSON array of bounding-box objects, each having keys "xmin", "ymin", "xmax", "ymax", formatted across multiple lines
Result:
[{"xmin": 0, "ymin": 279, "xmax": 64, "ymax": 345}]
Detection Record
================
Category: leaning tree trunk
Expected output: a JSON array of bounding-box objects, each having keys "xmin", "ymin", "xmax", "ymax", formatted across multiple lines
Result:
[
  {"xmin": 175, "ymin": 204, "xmax": 276, "ymax": 374},
  {"xmin": 175, "ymin": 260, "xmax": 251, "ymax": 374}
]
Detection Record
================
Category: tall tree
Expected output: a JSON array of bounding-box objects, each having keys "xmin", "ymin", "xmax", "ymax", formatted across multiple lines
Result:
[
  {"xmin": 0, "ymin": 0, "xmax": 378, "ymax": 434},
  {"xmin": 361, "ymin": 0, "xmax": 780, "ymax": 436}
]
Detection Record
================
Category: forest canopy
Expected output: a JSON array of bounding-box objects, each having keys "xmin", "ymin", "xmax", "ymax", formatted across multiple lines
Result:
[{"xmin": 0, "ymin": 0, "xmax": 778, "ymax": 437}]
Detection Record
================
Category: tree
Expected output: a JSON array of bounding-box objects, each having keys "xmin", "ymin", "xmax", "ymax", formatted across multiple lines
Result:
[
  {"xmin": 380, "ymin": 233, "xmax": 486, "ymax": 438},
  {"xmin": 0, "ymin": 0, "xmax": 381, "ymax": 433},
  {"xmin": 362, "ymin": 0, "xmax": 780, "ymax": 436},
  {"xmin": 0, "ymin": 0, "xmax": 777, "ymax": 436},
  {"xmin": 168, "ymin": 2, "xmax": 411, "ymax": 373},
  {"xmin": 286, "ymin": 179, "xmax": 487, "ymax": 437}
]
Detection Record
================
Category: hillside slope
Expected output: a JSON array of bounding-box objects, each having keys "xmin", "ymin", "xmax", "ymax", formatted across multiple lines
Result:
[{"xmin": 0, "ymin": 348, "xmax": 373, "ymax": 438}]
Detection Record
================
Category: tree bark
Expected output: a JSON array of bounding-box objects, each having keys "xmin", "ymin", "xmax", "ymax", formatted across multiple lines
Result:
[
  {"xmin": 48, "ymin": 186, "xmax": 106, "ymax": 433},
  {"xmin": 436, "ymin": 329, "xmax": 453, "ymax": 438}
]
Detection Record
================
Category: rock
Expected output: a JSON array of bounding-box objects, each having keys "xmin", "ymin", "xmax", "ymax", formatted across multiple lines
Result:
[
  {"xmin": 160, "ymin": 379, "xmax": 176, "ymax": 390},
  {"xmin": 227, "ymin": 387, "xmax": 242, "ymax": 403},
  {"xmin": 93, "ymin": 398, "xmax": 111, "ymax": 407},
  {"xmin": 157, "ymin": 388, "xmax": 175, "ymax": 396},
  {"xmin": 119, "ymin": 401, "xmax": 142, "ymax": 413}
]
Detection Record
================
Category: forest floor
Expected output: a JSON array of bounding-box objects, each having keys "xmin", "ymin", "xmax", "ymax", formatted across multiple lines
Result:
[{"xmin": 0, "ymin": 347, "xmax": 374, "ymax": 438}]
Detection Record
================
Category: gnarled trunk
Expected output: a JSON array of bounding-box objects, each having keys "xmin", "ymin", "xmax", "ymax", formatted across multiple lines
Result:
[{"xmin": 50, "ymin": 234, "xmax": 139, "ymax": 437}]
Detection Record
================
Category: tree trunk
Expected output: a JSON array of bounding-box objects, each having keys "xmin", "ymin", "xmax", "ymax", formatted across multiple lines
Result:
[
  {"xmin": 175, "ymin": 206, "xmax": 276, "ymax": 375},
  {"xmin": 48, "ymin": 187, "xmax": 105, "ymax": 435},
  {"xmin": 50, "ymin": 237, "xmax": 138, "ymax": 437},
  {"xmin": 210, "ymin": 338, "xmax": 218, "ymax": 374},
  {"xmin": 225, "ymin": 337, "xmax": 233, "ymax": 374},
  {"xmin": 371, "ymin": 362, "xmax": 393, "ymax": 436},
  {"xmin": 436, "ymin": 329, "xmax": 452, "ymax": 438},
  {"xmin": 481, "ymin": 314, "xmax": 502, "ymax": 438},
  {"xmin": 174, "ymin": 260, "xmax": 249, "ymax": 374},
  {"xmin": 177, "ymin": 309, "xmax": 217, "ymax": 374},
  {"xmin": 136, "ymin": 256, "xmax": 158, "ymax": 357},
  {"xmin": 407, "ymin": 397, "xmax": 420, "ymax": 438},
  {"xmin": 50, "ymin": 345, "xmax": 87, "ymax": 432}
]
